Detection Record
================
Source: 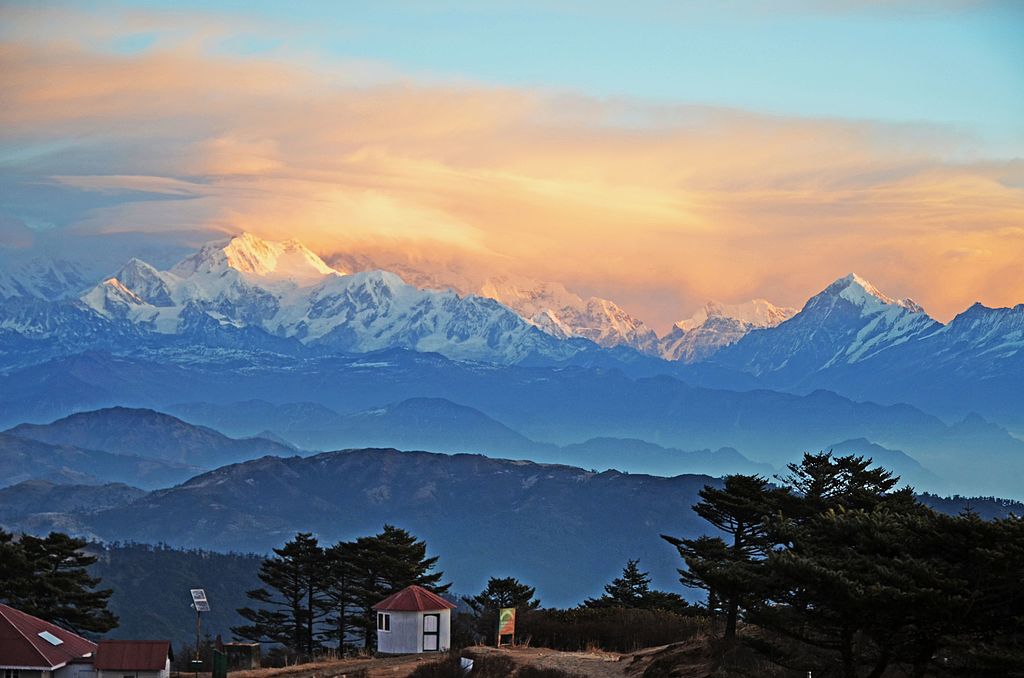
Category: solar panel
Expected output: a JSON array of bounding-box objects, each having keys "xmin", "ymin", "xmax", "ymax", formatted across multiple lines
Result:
[
  {"xmin": 190, "ymin": 588, "xmax": 211, "ymax": 612},
  {"xmin": 38, "ymin": 631, "xmax": 64, "ymax": 646}
]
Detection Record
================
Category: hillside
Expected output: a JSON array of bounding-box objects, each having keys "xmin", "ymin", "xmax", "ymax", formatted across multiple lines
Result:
[
  {"xmin": 69, "ymin": 448, "xmax": 714, "ymax": 606},
  {"xmin": 0, "ymin": 432, "xmax": 198, "ymax": 489},
  {"xmin": 5, "ymin": 407, "xmax": 294, "ymax": 468},
  {"xmin": 0, "ymin": 480, "xmax": 145, "ymax": 521},
  {"xmin": 88, "ymin": 542, "xmax": 263, "ymax": 649},
  {"xmin": 5, "ymin": 350, "xmax": 1022, "ymax": 497},
  {"xmin": 167, "ymin": 399, "xmax": 772, "ymax": 477}
]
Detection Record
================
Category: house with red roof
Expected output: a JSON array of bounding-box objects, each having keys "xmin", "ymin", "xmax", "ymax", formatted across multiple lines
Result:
[
  {"xmin": 0, "ymin": 603, "xmax": 97, "ymax": 678},
  {"xmin": 372, "ymin": 585, "xmax": 455, "ymax": 654},
  {"xmin": 93, "ymin": 641, "xmax": 171, "ymax": 678}
]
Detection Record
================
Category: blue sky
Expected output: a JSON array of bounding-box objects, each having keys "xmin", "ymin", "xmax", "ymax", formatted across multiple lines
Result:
[{"xmin": 107, "ymin": 0, "xmax": 1024, "ymax": 152}]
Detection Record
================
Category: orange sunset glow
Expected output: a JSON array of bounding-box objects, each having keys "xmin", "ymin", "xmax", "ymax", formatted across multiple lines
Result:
[{"xmin": 1, "ymin": 2, "xmax": 1022, "ymax": 329}]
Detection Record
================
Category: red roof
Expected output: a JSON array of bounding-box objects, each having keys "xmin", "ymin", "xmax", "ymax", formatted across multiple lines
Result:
[
  {"xmin": 94, "ymin": 640, "xmax": 172, "ymax": 671},
  {"xmin": 373, "ymin": 585, "xmax": 456, "ymax": 612},
  {"xmin": 0, "ymin": 603, "xmax": 97, "ymax": 670}
]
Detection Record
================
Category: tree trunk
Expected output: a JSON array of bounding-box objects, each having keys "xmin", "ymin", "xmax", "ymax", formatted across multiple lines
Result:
[
  {"xmin": 306, "ymin": 583, "xmax": 314, "ymax": 659},
  {"xmin": 724, "ymin": 524, "xmax": 743, "ymax": 639},
  {"xmin": 724, "ymin": 597, "xmax": 738, "ymax": 639}
]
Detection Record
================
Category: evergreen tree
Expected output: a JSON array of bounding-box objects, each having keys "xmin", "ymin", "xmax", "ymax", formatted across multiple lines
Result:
[
  {"xmin": 0, "ymin": 530, "xmax": 118, "ymax": 634},
  {"xmin": 345, "ymin": 525, "xmax": 449, "ymax": 648},
  {"xmin": 321, "ymin": 541, "xmax": 357, "ymax": 650},
  {"xmin": 464, "ymin": 576, "xmax": 541, "ymax": 644},
  {"xmin": 466, "ymin": 576, "xmax": 541, "ymax": 613},
  {"xmin": 587, "ymin": 559, "xmax": 651, "ymax": 607},
  {"xmin": 233, "ymin": 532, "xmax": 328, "ymax": 661},
  {"xmin": 776, "ymin": 451, "xmax": 914, "ymax": 518},
  {"xmin": 662, "ymin": 474, "xmax": 782, "ymax": 639},
  {"xmin": 584, "ymin": 559, "xmax": 690, "ymax": 613}
]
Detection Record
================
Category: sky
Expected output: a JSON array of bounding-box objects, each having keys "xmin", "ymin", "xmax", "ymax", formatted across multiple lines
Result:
[{"xmin": 1, "ymin": 0, "xmax": 1022, "ymax": 330}]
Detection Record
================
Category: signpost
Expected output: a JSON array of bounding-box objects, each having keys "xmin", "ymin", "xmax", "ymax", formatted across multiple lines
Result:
[
  {"xmin": 190, "ymin": 589, "xmax": 210, "ymax": 677},
  {"xmin": 496, "ymin": 608, "xmax": 516, "ymax": 647}
]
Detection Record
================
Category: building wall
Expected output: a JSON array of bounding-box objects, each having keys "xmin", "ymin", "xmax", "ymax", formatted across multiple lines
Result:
[
  {"xmin": 2, "ymin": 670, "xmax": 48, "ymax": 678},
  {"xmin": 58, "ymin": 663, "xmax": 95, "ymax": 678},
  {"xmin": 96, "ymin": 663, "xmax": 168, "ymax": 678},
  {"xmin": 376, "ymin": 609, "xmax": 451, "ymax": 654}
]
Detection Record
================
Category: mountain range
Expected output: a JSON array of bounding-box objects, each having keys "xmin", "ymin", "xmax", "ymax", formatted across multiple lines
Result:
[
  {"xmin": 1, "ymin": 231, "xmax": 1022, "ymax": 496},
  {"xmin": 2, "ymin": 440, "xmax": 1019, "ymax": 609}
]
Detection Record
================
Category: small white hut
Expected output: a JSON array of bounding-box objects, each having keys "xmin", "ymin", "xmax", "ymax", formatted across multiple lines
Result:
[{"xmin": 373, "ymin": 585, "xmax": 455, "ymax": 654}]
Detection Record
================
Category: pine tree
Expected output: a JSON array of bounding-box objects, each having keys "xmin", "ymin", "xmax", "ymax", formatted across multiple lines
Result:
[
  {"xmin": 777, "ymin": 451, "xmax": 914, "ymax": 518},
  {"xmin": 662, "ymin": 474, "xmax": 782, "ymax": 639},
  {"xmin": 233, "ymin": 532, "xmax": 328, "ymax": 661},
  {"xmin": 464, "ymin": 576, "xmax": 541, "ymax": 644},
  {"xmin": 585, "ymin": 559, "xmax": 690, "ymax": 613},
  {"xmin": 321, "ymin": 541, "xmax": 357, "ymax": 650},
  {"xmin": 466, "ymin": 576, "xmax": 541, "ymax": 613},
  {"xmin": 344, "ymin": 525, "xmax": 449, "ymax": 648},
  {"xmin": 0, "ymin": 530, "xmax": 118, "ymax": 634}
]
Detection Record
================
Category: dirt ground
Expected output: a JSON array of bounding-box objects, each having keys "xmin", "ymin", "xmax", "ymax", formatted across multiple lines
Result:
[
  {"xmin": 466, "ymin": 644, "xmax": 628, "ymax": 677},
  {"xmin": 218, "ymin": 640, "xmax": 715, "ymax": 678}
]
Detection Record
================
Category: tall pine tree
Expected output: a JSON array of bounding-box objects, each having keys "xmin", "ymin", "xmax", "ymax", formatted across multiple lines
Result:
[
  {"xmin": 345, "ymin": 525, "xmax": 448, "ymax": 648},
  {"xmin": 233, "ymin": 532, "xmax": 328, "ymax": 661},
  {"xmin": 0, "ymin": 530, "xmax": 118, "ymax": 634},
  {"xmin": 662, "ymin": 474, "xmax": 783, "ymax": 638}
]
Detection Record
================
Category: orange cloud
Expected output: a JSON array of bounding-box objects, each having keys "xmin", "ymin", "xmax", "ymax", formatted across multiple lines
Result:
[{"xmin": 1, "ymin": 8, "xmax": 1022, "ymax": 331}]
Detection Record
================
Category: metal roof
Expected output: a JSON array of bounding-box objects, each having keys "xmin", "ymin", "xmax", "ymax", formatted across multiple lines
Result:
[
  {"xmin": 372, "ymin": 585, "xmax": 456, "ymax": 612},
  {"xmin": 94, "ymin": 640, "xmax": 172, "ymax": 671},
  {"xmin": 0, "ymin": 603, "xmax": 97, "ymax": 670}
]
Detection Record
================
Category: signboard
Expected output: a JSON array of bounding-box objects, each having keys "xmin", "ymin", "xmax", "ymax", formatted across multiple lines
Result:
[
  {"xmin": 190, "ymin": 588, "xmax": 211, "ymax": 612},
  {"xmin": 497, "ymin": 608, "xmax": 515, "ymax": 636}
]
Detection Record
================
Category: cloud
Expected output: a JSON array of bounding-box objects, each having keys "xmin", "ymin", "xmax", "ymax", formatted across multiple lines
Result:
[{"xmin": 1, "ymin": 6, "xmax": 1022, "ymax": 329}]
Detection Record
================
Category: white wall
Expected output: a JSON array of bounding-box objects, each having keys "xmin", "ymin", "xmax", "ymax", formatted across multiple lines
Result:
[
  {"xmin": 58, "ymin": 664, "xmax": 94, "ymax": 678},
  {"xmin": 376, "ymin": 609, "xmax": 451, "ymax": 654},
  {"xmin": 96, "ymin": 660, "xmax": 168, "ymax": 678}
]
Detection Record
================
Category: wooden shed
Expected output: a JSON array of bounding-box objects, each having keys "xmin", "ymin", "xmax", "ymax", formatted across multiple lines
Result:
[{"xmin": 372, "ymin": 585, "xmax": 455, "ymax": 654}]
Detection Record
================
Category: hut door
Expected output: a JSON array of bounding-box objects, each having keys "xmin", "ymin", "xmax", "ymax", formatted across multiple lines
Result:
[{"xmin": 423, "ymin": 613, "xmax": 440, "ymax": 651}]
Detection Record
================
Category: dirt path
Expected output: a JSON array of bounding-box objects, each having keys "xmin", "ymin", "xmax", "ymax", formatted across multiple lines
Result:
[
  {"xmin": 466, "ymin": 645, "xmax": 628, "ymax": 677},
  {"xmin": 222, "ymin": 640, "xmax": 713, "ymax": 678},
  {"xmin": 229, "ymin": 653, "xmax": 435, "ymax": 678}
]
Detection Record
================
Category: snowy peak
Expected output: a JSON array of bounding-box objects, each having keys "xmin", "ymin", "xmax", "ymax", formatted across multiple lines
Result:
[
  {"xmin": 172, "ymin": 232, "xmax": 342, "ymax": 285},
  {"xmin": 674, "ymin": 299, "xmax": 797, "ymax": 333},
  {"xmin": 81, "ymin": 276, "xmax": 150, "ymax": 319},
  {"xmin": 711, "ymin": 274, "xmax": 942, "ymax": 376},
  {"xmin": 942, "ymin": 302, "xmax": 1024, "ymax": 350},
  {"xmin": 816, "ymin": 273, "xmax": 925, "ymax": 315},
  {"xmin": 112, "ymin": 258, "xmax": 176, "ymax": 307},
  {"xmin": 660, "ymin": 298, "xmax": 795, "ymax": 363},
  {"xmin": 477, "ymin": 275, "xmax": 658, "ymax": 353},
  {"xmin": 0, "ymin": 256, "xmax": 90, "ymax": 301}
]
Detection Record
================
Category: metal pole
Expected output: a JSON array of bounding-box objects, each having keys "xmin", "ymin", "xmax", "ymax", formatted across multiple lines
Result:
[{"xmin": 195, "ymin": 608, "xmax": 201, "ymax": 677}]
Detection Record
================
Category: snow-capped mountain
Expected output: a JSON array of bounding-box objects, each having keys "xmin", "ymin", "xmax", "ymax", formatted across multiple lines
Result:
[
  {"xmin": 709, "ymin": 273, "xmax": 941, "ymax": 379},
  {"xmin": 477, "ymin": 276, "xmax": 659, "ymax": 353},
  {"xmin": 660, "ymin": 299, "xmax": 797, "ymax": 362},
  {"xmin": 76, "ymin": 233, "xmax": 576, "ymax": 364},
  {"xmin": 0, "ymin": 256, "xmax": 91, "ymax": 301},
  {"xmin": 323, "ymin": 254, "xmax": 661, "ymax": 353}
]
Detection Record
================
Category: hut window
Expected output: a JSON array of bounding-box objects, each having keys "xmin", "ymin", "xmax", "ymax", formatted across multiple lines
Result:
[
  {"xmin": 377, "ymin": 612, "xmax": 391, "ymax": 632},
  {"xmin": 5, "ymin": 670, "xmax": 20, "ymax": 678}
]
